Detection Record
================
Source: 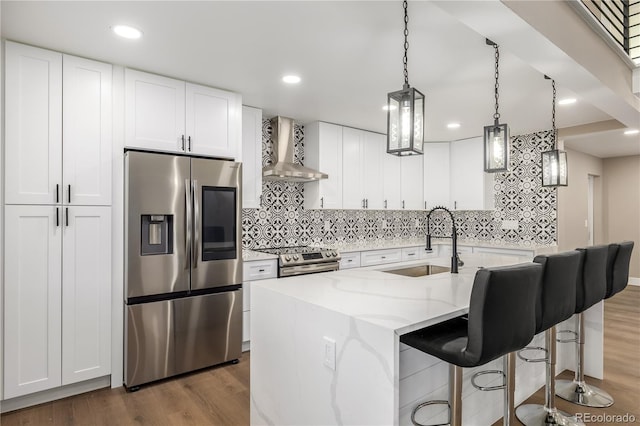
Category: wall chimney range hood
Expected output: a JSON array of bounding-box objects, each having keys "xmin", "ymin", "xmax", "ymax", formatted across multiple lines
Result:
[{"xmin": 262, "ymin": 116, "xmax": 328, "ymax": 182}]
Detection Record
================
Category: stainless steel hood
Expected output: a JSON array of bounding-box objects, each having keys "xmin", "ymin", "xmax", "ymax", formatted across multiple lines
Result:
[{"xmin": 262, "ymin": 116, "xmax": 328, "ymax": 182}]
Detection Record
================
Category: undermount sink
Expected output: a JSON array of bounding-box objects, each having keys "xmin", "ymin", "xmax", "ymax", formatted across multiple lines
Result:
[{"xmin": 382, "ymin": 264, "xmax": 451, "ymax": 277}]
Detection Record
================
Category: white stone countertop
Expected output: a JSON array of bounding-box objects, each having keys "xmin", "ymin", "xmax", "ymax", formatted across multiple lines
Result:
[
  {"xmin": 242, "ymin": 249, "xmax": 278, "ymax": 262},
  {"xmin": 252, "ymin": 253, "xmax": 531, "ymax": 336},
  {"xmin": 314, "ymin": 238, "xmax": 556, "ymax": 254}
]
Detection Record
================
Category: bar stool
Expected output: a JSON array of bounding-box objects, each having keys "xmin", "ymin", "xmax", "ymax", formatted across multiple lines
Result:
[
  {"xmin": 515, "ymin": 250, "xmax": 584, "ymax": 426},
  {"xmin": 605, "ymin": 241, "xmax": 634, "ymax": 300},
  {"xmin": 555, "ymin": 245, "xmax": 612, "ymax": 407},
  {"xmin": 400, "ymin": 263, "xmax": 543, "ymax": 426}
]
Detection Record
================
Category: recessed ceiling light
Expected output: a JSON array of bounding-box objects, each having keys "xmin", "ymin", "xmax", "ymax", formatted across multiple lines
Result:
[
  {"xmin": 111, "ymin": 25, "xmax": 142, "ymax": 39},
  {"xmin": 558, "ymin": 98, "xmax": 577, "ymax": 105},
  {"xmin": 447, "ymin": 122, "xmax": 461, "ymax": 129},
  {"xmin": 282, "ymin": 75, "xmax": 301, "ymax": 84},
  {"xmin": 624, "ymin": 129, "xmax": 639, "ymax": 135},
  {"xmin": 382, "ymin": 105, "xmax": 397, "ymax": 111}
]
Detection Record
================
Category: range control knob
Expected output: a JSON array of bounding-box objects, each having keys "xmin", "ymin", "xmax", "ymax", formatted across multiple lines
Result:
[
  {"xmin": 285, "ymin": 255, "xmax": 291, "ymax": 262},
  {"xmin": 293, "ymin": 255, "xmax": 300, "ymax": 261},
  {"xmin": 332, "ymin": 251, "xmax": 337, "ymax": 257}
]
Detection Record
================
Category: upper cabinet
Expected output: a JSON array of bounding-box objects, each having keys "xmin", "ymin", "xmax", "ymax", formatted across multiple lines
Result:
[
  {"xmin": 342, "ymin": 127, "xmax": 384, "ymax": 209},
  {"xmin": 304, "ymin": 122, "xmax": 343, "ymax": 209},
  {"xmin": 242, "ymin": 106, "xmax": 263, "ymax": 209},
  {"xmin": 5, "ymin": 42, "xmax": 112, "ymax": 206},
  {"xmin": 400, "ymin": 155, "xmax": 424, "ymax": 210},
  {"xmin": 423, "ymin": 143, "xmax": 450, "ymax": 210},
  {"xmin": 449, "ymin": 137, "xmax": 494, "ymax": 210},
  {"xmin": 382, "ymin": 153, "xmax": 402, "ymax": 210},
  {"xmin": 125, "ymin": 69, "xmax": 241, "ymax": 159}
]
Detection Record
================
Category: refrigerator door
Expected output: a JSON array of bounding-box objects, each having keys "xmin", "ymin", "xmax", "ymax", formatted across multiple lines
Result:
[
  {"xmin": 126, "ymin": 151, "xmax": 191, "ymax": 299},
  {"xmin": 190, "ymin": 158, "xmax": 242, "ymax": 290},
  {"xmin": 124, "ymin": 290, "xmax": 242, "ymax": 388}
]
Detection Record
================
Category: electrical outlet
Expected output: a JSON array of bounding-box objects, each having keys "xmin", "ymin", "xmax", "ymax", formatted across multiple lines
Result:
[
  {"xmin": 381, "ymin": 219, "xmax": 387, "ymax": 229},
  {"xmin": 415, "ymin": 218, "xmax": 420, "ymax": 228},
  {"xmin": 324, "ymin": 220, "xmax": 331, "ymax": 232},
  {"xmin": 501, "ymin": 220, "xmax": 519, "ymax": 230},
  {"xmin": 323, "ymin": 336, "xmax": 336, "ymax": 370}
]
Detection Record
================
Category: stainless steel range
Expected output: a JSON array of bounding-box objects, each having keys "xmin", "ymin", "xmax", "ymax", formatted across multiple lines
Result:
[{"xmin": 254, "ymin": 246, "xmax": 340, "ymax": 277}]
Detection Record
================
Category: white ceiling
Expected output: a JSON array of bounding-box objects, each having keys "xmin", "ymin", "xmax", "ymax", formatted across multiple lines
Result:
[
  {"xmin": 564, "ymin": 128, "xmax": 640, "ymax": 158},
  {"xmin": 1, "ymin": 1, "xmax": 638, "ymax": 156}
]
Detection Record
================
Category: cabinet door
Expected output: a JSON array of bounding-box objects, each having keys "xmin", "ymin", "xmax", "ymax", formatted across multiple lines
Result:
[
  {"xmin": 241, "ymin": 106, "xmax": 263, "ymax": 208},
  {"xmin": 362, "ymin": 132, "xmax": 385, "ymax": 209},
  {"xmin": 186, "ymin": 83, "xmax": 242, "ymax": 159},
  {"xmin": 4, "ymin": 205, "xmax": 62, "ymax": 398},
  {"xmin": 423, "ymin": 143, "xmax": 450, "ymax": 210},
  {"xmin": 62, "ymin": 206, "xmax": 111, "ymax": 385},
  {"xmin": 125, "ymin": 69, "xmax": 185, "ymax": 153},
  {"xmin": 63, "ymin": 55, "xmax": 112, "ymax": 206},
  {"xmin": 304, "ymin": 122, "xmax": 343, "ymax": 209},
  {"xmin": 5, "ymin": 42, "xmax": 62, "ymax": 205},
  {"xmin": 342, "ymin": 127, "xmax": 364, "ymax": 209},
  {"xmin": 382, "ymin": 153, "xmax": 402, "ymax": 210},
  {"xmin": 400, "ymin": 155, "xmax": 424, "ymax": 210},
  {"xmin": 450, "ymin": 137, "xmax": 493, "ymax": 210}
]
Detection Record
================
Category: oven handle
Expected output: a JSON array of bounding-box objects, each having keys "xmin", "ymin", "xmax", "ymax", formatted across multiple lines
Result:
[{"xmin": 279, "ymin": 262, "xmax": 340, "ymax": 277}]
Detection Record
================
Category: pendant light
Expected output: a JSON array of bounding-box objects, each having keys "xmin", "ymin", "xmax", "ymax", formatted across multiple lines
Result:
[
  {"xmin": 387, "ymin": 0, "xmax": 425, "ymax": 156},
  {"xmin": 541, "ymin": 77, "xmax": 568, "ymax": 187},
  {"xmin": 483, "ymin": 39, "xmax": 509, "ymax": 172}
]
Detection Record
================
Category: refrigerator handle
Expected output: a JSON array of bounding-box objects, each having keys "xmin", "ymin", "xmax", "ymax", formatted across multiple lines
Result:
[
  {"xmin": 192, "ymin": 179, "xmax": 199, "ymax": 269},
  {"xmin": 185, "ymin": 179, "xmax": 192, "ymax": 270}
]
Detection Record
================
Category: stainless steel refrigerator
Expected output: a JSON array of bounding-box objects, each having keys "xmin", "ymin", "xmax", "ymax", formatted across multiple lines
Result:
[{"xmin": 124, "ymin": 150, "xmax": 242, "ymax": 389}]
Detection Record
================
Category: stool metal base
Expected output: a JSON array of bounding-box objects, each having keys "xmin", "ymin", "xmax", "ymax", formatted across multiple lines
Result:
[
  {"xmin": 516, "ymin": 404, "xmax": 585, "ymax": 426},
  {"xmin": 555, "ymin": 379, "xmax": 614, "ymax": 408}
]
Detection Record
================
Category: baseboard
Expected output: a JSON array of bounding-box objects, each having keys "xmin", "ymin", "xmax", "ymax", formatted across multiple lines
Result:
[
  {"xmin": 629, "ymin": 277, "xmax": 640, "ymax": 286},
  {"xmin": 0, "ymin": 376, "xmax": 111, "ymax": 413},
  {"xmin": 242, "ymin": 340, "xmax": 251, "ymax": 352}
]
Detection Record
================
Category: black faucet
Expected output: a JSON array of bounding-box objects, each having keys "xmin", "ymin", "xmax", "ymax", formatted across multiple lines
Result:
[{"xmin": 425, "ymin": 206, "xmax": 461, "ymax": 274}]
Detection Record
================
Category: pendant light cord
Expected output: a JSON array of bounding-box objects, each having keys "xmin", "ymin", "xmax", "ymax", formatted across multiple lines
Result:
[
  {"xmin": 493, "ymin": 44, "xmax": 500, "ymax": 122},
  {"xmin": 403, "ymin": 0, "xmax": 409, "ymax": 87},
  {"xmin": 551, "ymin": 78, "xmax": 557, "ymax": 149}
]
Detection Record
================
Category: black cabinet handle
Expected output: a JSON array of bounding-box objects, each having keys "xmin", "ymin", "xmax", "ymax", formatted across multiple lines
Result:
[
  {"xmin": 181, "ymin": 135, "xmax": 185, "ymax": 151},
  {"xmin": 320, "ymin": 197, "xmax": 324, "ymax": 208},
  {"xmin": 56, "ymin": 184, "xmax": 59, "ymax": 203},
  {"xmin": 56, "ymin": 208, "xmax": 59, "ymax": 227},
  {"xmin": 65, "ymin": 208, "xmax": 69, "ymax": 227},
  {"xmin": 258, "ymin": 269, "xmax": 265, "ymax": 272},
  {"xmin": 188, "ymin": 136, "xmax": 192, "ymax": 151},
  {"xmin": 347, "ymin": 259, "xmax": 353, "ymax": 262},
  {"xmin": 365, "ymin": 199, "xmax": 368, "ymax": 208},
  {"xmin": 68, "ymin": 185, "xmax": 71, "ymax": 203},
  {"xmin": 402, "ymin": 200, "xmax": 405, "ymax": 209},
  {"xmin": 381, "ymin": 256, "xmax": 386, "ymax": 259},
  {"xmin": 384, "ymin": 200, "xmax": 387, "ymax": 209}
]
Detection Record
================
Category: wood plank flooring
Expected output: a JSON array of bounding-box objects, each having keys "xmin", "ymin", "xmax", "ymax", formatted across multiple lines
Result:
[{"xmin": 2, "ymin": 286, "xmax": 639, "ymax": 425}]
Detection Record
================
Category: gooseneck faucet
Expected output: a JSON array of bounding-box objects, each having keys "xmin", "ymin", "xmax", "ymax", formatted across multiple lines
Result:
[{"xmin": 425, "ymin": 206, "xmax": 461, "ymax": 274}]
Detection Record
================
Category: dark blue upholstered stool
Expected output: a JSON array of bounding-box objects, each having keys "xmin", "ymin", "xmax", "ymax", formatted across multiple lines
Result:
[{"xmin": 400, "ymin": 263, "xmax": 543, "ymax": 426}]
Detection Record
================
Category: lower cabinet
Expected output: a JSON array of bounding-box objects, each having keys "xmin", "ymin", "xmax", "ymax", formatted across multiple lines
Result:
[
  {"xmin": 3, "ymin": 205, "xmax": 111, "ymax": 398},
  {"xmin": 360, "ymin": 248, "xmax": 402, "ymax": 267},
  {"xmin": 242, "ymin": 259, "xmax": 278, "ymax": 348},
  {"xmin": 339, "ymin": 252, "xmax": 361, "ymax": 269}
]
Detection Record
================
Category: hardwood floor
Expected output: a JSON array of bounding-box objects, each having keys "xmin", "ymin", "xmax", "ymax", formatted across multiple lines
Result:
[{"xmin": 2, "ymin": 286, "xmax": 638, "ymax": 425}]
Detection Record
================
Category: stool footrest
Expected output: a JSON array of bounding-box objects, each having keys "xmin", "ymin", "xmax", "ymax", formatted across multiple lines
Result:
[
  {"xmin": 517, "ymin": 346, "xmax": 547, "ymax": 363},
  {"xmin": 470, "ymin": 369, "xmax": 505, "ymax": 391},
  {"xmin": 411, "ymin": 400, "xmax": 450, "ymax": 426},
  {"xmin": 556, "ymin": 329, "xmax": 578, "ymax": 343}
]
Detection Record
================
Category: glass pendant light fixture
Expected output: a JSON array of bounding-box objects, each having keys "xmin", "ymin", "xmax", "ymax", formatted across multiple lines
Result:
[
  {"xmin": 387, "ymin": 0, "xmax": 425, "ymax": 156},
  {"xmin": 541, "ymin": 77, "xmax": 568, "ymax": 187},
  {"xmin": 483, "ymin": 39, "xmax": 509, "ymax": 172}
]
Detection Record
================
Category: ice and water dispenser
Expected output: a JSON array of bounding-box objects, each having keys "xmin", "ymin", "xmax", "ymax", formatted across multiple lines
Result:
[{"xmin": 140, "ymin": 215, "xmax": 173, "ymax": 255}]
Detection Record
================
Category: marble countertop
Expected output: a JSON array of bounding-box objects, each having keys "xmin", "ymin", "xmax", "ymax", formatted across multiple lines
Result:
[
  {"xmin": 242, "ymin": 250, "xmax": 279, "ymax": 262},
  {"xmin": 252, "ymin": 253, "xmax": 531, "ymax": 335},
  {"xmin": 314, "ymin": 238, "xmax": 556, "ymax": 254}
]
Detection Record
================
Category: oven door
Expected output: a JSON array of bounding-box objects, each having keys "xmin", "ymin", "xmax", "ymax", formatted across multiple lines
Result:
[{"xmin": 279, "ymin": 262, "xmax": 340, "ymax": 277}]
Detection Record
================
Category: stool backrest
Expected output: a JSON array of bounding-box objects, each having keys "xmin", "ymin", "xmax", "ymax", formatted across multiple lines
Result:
[
  {"xmin": 575, "ymin": 245, "xmax": 608, "ymax": 313},
  {"xmin": 465, "ymin": 263, "xmax": 543, "ymax": 366},
  {"xmin": 533, "ymin": 251, "xmax": 581, "ymax": 333},
  {"xmin": 606, "ymin": 241, "xmax": 635, "ymax": 299}
]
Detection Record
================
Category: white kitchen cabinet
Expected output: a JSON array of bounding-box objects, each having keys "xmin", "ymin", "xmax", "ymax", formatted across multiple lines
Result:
[
  {"xmin": 242, "ymin": 106, "xmax": 263, "ymax": 208},
  {"xmin": 400, "ymin": 155, "xmax": 424, "ymax": 210},
  {"xmin": 383, "ymin": 153, "xmax": 402, "ymax": 210},
  {"xmin": 362, "ymin": 132, "xmax": 385, "ymax": 209},
  {"xmin": 339, "ymin": 252, "xmax": 361, "ymax": 269},
  {"xmin": 472, "ymin": 246, "xmax": 534, "ymax": 259},
  {"xmin": 62, "ymin": 207, "xmax": 112, "ymax": 385},
  {"xmin": 4, "ymin": 42, "xmax": 62, "ymax": 205},
  {"xmin": 4, "ymin": 205, "xmax": 62, "ymax": 398},
  {"xmin": 242, "ymin": 259, "xmax": 278, "ymax": 347},
  {"xmin": 450, "ymin": 137, "xmax": 494, "ymax": 210},
  {"xmin": 401, "ymin": 246, "xmax": 423, "ymax": 262},
  {"xmin": 4, "ymin": 205, "xmax": 112, "ymax": 398},
  {"xmin": 62, "ymin": 55, "xmax": 112, "ymax": 206},
  {"xmin": 5, "ymin": 43, "xmax": 112, "ymax": 207},
  {"xmin": 360, "ymin": 248, "xmax": 402, "ymax": 267},
  {"xmin": 438, "ymin": 245, "xmax": 473, "ymax": 256},
  {"xmin": 341, "ymin": 128, "xmax": 385, "ymax": 210},
  {"xmin": 304, "ymin": 122, "xmax": 343, "ymax": 209},
  {"xmin": 423, "ymin": 143, "xmax": 450, "ymax": 210},
  {"xmin": 125, "ymin": 69, "xmax": 241, "ymax": 159}
]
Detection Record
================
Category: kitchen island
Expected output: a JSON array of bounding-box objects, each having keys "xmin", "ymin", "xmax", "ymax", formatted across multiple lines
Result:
[{"xmin": 250, "ymin": 253, "xmax": 604, "ymax": 426}]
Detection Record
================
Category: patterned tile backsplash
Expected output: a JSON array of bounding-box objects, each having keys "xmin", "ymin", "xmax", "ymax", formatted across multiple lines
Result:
[{"xmin": 241, "ymin": 120, "xmax": 556, "ymax": 249}]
